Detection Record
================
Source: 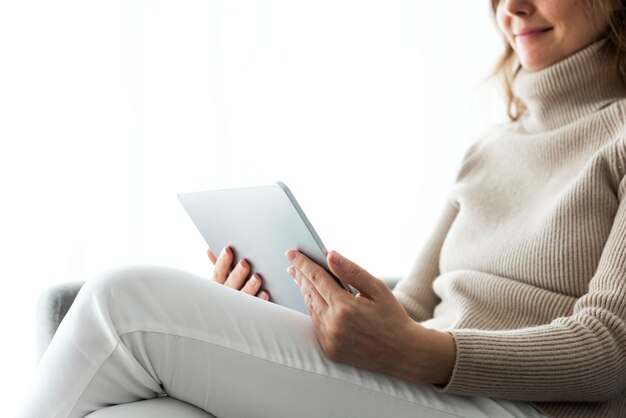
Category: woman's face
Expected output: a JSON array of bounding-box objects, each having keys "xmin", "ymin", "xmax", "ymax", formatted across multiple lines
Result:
[{"xmin": 495, "ymin": 0, "xmax": 609, "ymax": 71}]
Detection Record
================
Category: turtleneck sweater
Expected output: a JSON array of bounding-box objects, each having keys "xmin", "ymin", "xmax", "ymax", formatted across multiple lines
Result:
[{"xmin": 392, "ymin": 38, "xmax": 626, "ymax": 418}]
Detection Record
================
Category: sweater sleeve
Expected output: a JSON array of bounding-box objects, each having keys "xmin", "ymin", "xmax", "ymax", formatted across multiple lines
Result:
[
  {"xmin": 436, "ymin": 175, "xmax": 626, "ymax": 402},
  {"xmin": 392, "ymin": 199, "xmax": 459, "ymax": 322}
]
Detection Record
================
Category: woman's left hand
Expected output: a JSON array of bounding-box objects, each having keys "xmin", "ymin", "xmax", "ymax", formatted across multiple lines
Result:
[{"xmin": 285, "ymin": 249, "xmax": 456, "ymax": 386}]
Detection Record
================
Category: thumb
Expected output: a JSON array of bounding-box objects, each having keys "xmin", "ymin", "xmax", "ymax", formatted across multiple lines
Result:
[{"xmin": 327, "ymin": 250, "xmax": 384, "ymax": 300}]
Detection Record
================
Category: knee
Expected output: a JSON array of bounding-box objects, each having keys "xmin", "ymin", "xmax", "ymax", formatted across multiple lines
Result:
[{"xmin": 78, "ymin": 264, "xmax": 175, "ymax": 305}]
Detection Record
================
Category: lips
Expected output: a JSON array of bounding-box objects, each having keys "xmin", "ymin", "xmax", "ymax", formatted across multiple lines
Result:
[{"xmin": 515, "ymin": 27, "xmax": 553, "ymax": 37}]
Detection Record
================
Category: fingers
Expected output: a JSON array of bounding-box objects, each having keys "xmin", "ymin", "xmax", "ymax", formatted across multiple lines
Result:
[
  {"xmin": 224, "ymin": 258, "xmax": 251, "ymax": 289},
  {"xmin": 286, "ymin": 250, "xmax": 349, "ymax": 306},
  {"xmin": 327, "ymin": 250, "xmax": 386, "ymax": 300},
  {"xmin": 210, "ymin": 246, "xmax": 270, "ymax": 301},
  {"xmin": 240, "ymin": 273, "xmax": 271, "ymax": 301},
  {"xmin": 211, "ymin": 246, "xmax": 250, "ymax": 290},
  {"xmin": 211, "ymin": 247, "xmax": 233, "ymax": 284},
  {"xmin": 241, "ymin": 272, "xmax": 261, "ymax": 295},
  {"xmin": 207, "ymin": 248, "xmax": 217, "ymax": 265},
  {"xmin": 308, "ymin": 304, "xmax": 331, "ymax": 354},
  {"xmin": 295, "ymin": 267, "xmax": 328, "ymax": 317}
]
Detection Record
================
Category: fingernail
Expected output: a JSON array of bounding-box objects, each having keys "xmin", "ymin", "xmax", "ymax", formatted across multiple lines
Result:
[
  {"xmin": 330, "ymin": 251, "xmax": 343, "ymax": 266},
  {"xmin": 240, "ymin": 259, "xmax": 248, "ymax": 269},
  {"xmin": 287, "ymin": 266, "xmax": 296, "ymax": 277},
  {"xmin": 285, "ymin": 250, "xmax": 296, "ymax": 262},
  {"xmin": 248, "ymin": 275, "xmax": 257, "ymax": 285}
]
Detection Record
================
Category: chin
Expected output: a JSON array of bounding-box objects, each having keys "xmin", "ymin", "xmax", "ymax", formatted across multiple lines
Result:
[{"xmin": 518, "ymin": 53, "xmax": 559, "ymax": 72}]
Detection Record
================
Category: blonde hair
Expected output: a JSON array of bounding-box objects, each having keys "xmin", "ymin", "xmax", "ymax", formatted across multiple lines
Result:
[{"xmin": 489, "ymin": 0, "xmax": 626, "ymax": 121}]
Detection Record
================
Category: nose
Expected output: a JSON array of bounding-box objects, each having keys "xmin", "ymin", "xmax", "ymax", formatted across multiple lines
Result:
[{"xmin": 501, "ymin": 0, "xmax": 534, "ymax": 18}]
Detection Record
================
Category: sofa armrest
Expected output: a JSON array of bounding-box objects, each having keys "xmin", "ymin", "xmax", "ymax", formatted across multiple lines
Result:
[{"xmin": 36, "ymin": 281, "xmax": 85, "ymax": 362}]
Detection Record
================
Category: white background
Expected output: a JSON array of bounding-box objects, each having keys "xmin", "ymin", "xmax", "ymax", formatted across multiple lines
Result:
[{"xmin": 0, "ymin": 0, "xmax": 507, "ymax": 413}]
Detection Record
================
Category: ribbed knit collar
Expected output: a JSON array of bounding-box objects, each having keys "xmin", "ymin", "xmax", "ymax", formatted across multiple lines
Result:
[{"xmin": 512, "ymin": 37, "xmax": 624, "ymax": 133}]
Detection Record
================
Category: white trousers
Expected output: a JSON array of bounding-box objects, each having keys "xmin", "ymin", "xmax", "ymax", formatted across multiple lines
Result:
[{"xmin": 21, "ymin": 265, "xmax": 547, "ymax": 418}]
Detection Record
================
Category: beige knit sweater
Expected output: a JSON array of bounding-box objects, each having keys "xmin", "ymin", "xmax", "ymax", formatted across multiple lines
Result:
[{"xmin": 392, "ymin": 38, "xmax": 626, "ymax": 418}]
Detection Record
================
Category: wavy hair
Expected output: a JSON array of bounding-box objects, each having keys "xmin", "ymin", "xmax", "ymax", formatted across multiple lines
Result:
[{"xmin": 489, "ymin": 0, "xmax": 626, "ymax": 121}]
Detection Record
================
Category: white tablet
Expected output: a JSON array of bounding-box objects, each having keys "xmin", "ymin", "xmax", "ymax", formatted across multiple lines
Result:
[{"xmin": 177, "ymin": 182, "xmax": 355, "ymax": 314}]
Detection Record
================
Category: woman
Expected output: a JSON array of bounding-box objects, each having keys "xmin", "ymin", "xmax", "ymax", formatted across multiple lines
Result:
[{"xmin": 22, "ymin": 0, "xmax": 626, "ymax": 417}]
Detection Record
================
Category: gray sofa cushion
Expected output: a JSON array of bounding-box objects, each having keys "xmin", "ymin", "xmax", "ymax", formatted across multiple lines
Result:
[{"xmin": 36, "ymin": 281, "xmax": 85, "ymax": 361}]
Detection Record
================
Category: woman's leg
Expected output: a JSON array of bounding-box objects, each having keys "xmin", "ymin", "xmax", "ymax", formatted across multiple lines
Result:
[{"xmin": 21, "ymin": 265, "xmax": 545, "ymax": 418}]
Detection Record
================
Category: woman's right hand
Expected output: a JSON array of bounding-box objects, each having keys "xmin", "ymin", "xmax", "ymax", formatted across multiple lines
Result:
[{"xmin": 207, "ymin": 246, "xmax": 270, "ymax": 301}]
